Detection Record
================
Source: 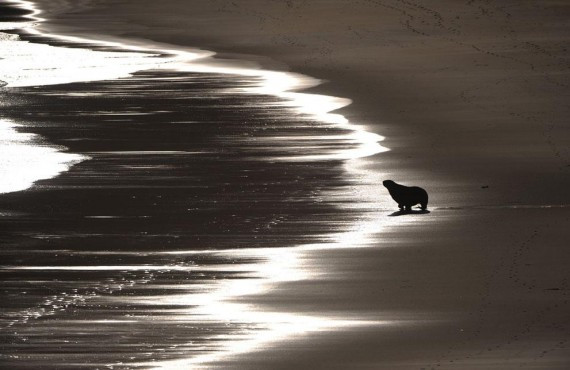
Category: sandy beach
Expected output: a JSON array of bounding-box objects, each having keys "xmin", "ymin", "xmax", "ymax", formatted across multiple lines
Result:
[
  {"xmin": 36, "ymin": 0, "xmax": 570, "ymax": 203},
  {"xmin": 2, "ymin": 0, "xmax": 570, "ymax": 368}
]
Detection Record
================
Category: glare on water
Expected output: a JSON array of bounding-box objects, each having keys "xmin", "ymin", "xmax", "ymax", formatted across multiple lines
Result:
[{"xmin": 0, "ymin": 1, "xmax": 401, "ymax": 368}]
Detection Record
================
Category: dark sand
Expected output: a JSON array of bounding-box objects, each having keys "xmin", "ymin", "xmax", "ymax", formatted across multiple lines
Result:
[
  {"xmin": 35, "ymin": 0, "xmax": 570, "ymax": 204},
  {"xmin": 4, "ymin": 0, "xmax": 570, "ymax": 368}
]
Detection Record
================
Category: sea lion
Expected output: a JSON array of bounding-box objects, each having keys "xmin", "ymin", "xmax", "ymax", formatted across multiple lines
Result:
[{"xmin": 383, "ymin": 180, "xmax": 428, "ymax": 211}]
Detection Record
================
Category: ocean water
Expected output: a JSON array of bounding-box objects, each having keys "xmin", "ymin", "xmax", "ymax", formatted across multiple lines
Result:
[{"xmin": 0, "ymin": 1, "xmax": 389, "ymax": 368}]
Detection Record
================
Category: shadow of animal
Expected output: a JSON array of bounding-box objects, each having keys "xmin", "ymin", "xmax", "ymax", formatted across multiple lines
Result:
[
  {"xmin": 388, "ymin": 209, "xmax": 431, "ymax": 217},
  {"xmin": 383, "ymin": 180, "xmax": 428, "ymax": 211}
]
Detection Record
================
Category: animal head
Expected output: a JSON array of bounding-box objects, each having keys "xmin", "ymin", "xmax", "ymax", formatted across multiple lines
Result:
[{"xmin": 383, "ymin": 180, "xmax": 396, "ymax": 189}]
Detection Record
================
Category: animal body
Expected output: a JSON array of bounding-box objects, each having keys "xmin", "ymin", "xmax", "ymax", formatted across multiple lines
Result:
[{"xmin": 383, "ymin": 180, "xmax": 428, "ymax": 211}]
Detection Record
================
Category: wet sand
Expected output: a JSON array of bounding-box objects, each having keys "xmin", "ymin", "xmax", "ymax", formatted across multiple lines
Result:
[
  {"xmin": 1, "ymin": 67, "xmax": 378, "ymax": 367},
  {"xmin": 35, "ymin": 0, "xmax": 570, "ymax": 204},
  {"xmin": 3, "ymin": 1, "xmax": 570, "ymax": 369}
]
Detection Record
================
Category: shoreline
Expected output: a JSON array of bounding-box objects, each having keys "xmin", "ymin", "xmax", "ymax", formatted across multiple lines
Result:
[
  {"xmin": 33, "ymin": 0, "xmax": 570, "ymax": 207},
  {"xmin": 2, "ymin": 1, "xmax": 570, "ymax": 368},
  {"xmin": 2, "ymin": 0, "xmax": 387, "ymax": 192},
  {"xmin": 1, "ymin": 1, "xmax": 397, "ymax": 368}
]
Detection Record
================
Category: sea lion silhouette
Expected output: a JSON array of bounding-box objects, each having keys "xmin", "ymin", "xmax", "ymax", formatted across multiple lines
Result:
[{"xmin": 383, "ymin": 180, "xmax": 428, "ymax": 211}]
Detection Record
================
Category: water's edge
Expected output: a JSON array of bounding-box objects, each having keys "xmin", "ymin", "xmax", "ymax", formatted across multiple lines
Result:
[
  {"xmin": 0, "ymin": 0, "xmax": 387, "ymax": 195},
  {"xmin": 1, "ymin": 0, "xmax": 393, "ymax": 368}
]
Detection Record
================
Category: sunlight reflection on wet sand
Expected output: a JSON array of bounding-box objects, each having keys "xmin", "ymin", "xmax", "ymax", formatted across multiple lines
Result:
[
  {"xmin": 133, "ymin": 207, "xmax": 416, "ymax": 368},
  {"xmin": 0, "ymin": 118, "xmax": 85, "ymax": 193},
  {"xmin": 0, "ymin": 1, "xmax": 401, "ymax": 368},
  {"xmin": 2, "ymin": 0, "xmax": 386, "ymax": 194}
]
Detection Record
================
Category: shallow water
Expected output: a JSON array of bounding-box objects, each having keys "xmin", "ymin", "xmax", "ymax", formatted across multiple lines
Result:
[{"xmin": 0, "ymin": 1, "xmax": 390, "ymax": 368}]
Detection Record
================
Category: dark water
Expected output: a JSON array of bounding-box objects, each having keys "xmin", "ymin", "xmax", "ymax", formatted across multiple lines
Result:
[
  {"xmin": 0, "ymin": 67, "xmax": 364, "ymax": 368},
  {"xmin": 0, "ymin": 1, "xmax": 33, "ymax": 23}
]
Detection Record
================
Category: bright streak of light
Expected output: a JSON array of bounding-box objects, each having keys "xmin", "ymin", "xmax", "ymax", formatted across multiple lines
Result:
[
  {"xmin": 1, "ymin": 0, "xmax": 387, "ymax": 195},
  {"xmin": 0, "ymin": 119, "xmax": 85, "ymax": 193},
  {"xmin": 0, "ymin": 1, "xmax": 401, "ymax": 368}
]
